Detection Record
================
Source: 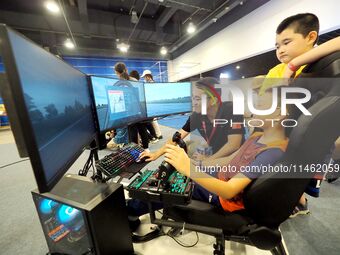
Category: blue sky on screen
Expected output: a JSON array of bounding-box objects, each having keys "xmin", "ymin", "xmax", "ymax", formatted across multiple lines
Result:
[{"xmin": 145, "ymin": 82, "xmax": 191, "ymax": 102}]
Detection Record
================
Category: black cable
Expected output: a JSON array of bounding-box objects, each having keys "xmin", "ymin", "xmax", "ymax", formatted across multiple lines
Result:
[
  {"xmin": 166, "ymin": 230, "xmax": 199, "ymax": 248},
  {"xmin": 0, "ymin": 158, "xmax": 29, "ymax": 169}
]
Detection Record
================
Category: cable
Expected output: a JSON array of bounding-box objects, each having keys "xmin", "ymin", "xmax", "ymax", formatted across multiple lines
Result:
[
  {"xmin": 166, "ymin": 229, "xmax": 199, "ymax": 248},
  {"xmin": 127, "ymin": 1, "xmax": 148, "ymax": 42},
  {"xmin": 58, "ymin": 0, "xmax": 77, "ymax": 46},
  {"xmin": 0, "ymin": 159, "xmax": 29, "ymax": 169}
]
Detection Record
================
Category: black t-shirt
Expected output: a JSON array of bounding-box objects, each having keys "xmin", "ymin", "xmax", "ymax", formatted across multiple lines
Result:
[{"xmin": 182, "ymin": 102, "xmax": 244, "ymax": 153}]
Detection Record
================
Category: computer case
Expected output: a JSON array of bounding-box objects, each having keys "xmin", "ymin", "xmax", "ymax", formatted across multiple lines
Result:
[{"xmin": 32, "ymin": 175, "xmax": 134, "ymax": 255}]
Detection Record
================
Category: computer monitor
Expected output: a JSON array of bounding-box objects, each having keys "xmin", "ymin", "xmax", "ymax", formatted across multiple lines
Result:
[
  {"xmin": 89, "ymin": 76, "xmax": 146, "ymax": 133},
  {"xmin": 0, "ymin": 24, "xmax": 96, "ymax": 192},
  {"xmin": 144, "ymin": 82, "xmax": 192, "ymax": 118}
]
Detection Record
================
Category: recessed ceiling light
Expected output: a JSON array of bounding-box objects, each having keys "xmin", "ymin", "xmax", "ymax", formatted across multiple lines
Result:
[
  {"xmin": 242, "ymin": 76, "xmax": 245, "ymax": 79},
  {"xmin": 160, "ymin": 46, "xmax": 167, "ymax": 55},
  {"xmin": 45, "ymin": 1, "xmax": 60, "ymax": 13},
  {"xmin": 64, "ymin": 39, "xmax": 75, "ymax": 49},
  {"xmin": 117, "ymin": 42, "xmax": 130, "ymax": 52},
  {"xmin": 236, "ymin": 65, "xmax": 240, "ymax": 70},
  {"xmin": 187, "ymin": 22, "xmax": 196, "ymax": 34},
  {"xmin": 220, "ymin": 73, "xmax": 230, "ymax": 79},
  {"xmin": 131, "ymin": 10, "xmax": 138, "ymax": 24}
]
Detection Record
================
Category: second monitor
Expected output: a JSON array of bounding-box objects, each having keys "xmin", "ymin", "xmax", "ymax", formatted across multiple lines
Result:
[{"xmin": 90, "ymin": 76, "xmax": 147, "ymax": 132}]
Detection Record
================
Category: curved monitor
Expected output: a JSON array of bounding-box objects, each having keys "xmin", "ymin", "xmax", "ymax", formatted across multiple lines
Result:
[
  {"xmin": 90, "ymin": 76, "xmax": 146, "ymax": 133},
  {"xmin": 0, "ymin": 24, "xmax": 96, "ymax": 192},
  {"xmin": 144, "ymin": 82, "xmax": 192, "ymax": 118}
]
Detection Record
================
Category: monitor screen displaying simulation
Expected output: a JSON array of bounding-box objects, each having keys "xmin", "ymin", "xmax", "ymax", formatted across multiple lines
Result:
[
  {"xmin": 90, "ymin": 76, "xmax": 146, "ymax": 131},
  {"xmin": 144, "ymin": 82, "xmax": 192, "ymax": 118},
  {"xmin": 0, "ymin": 25, "xmax": 96, "ymax": 192}
]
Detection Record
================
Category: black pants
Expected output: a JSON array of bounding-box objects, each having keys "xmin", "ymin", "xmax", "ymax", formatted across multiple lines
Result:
[
  {"xmin": 144, "ymin": 121, "xmax": 157, "ymax": 139},
  {"xmin": 129, "ymin": 123, "xmax": 151, "ymax": 149}
]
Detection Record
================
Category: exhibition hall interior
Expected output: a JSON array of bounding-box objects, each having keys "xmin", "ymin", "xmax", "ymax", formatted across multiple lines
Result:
[{"xmin": 0, "ymin": 0, "xmax": 340, "ymax": 254}]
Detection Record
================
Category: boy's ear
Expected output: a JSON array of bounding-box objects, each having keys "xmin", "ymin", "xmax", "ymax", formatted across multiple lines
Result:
[{"xmin": 307, "ymin": 31, "xmax": 318, "ymax": 46}]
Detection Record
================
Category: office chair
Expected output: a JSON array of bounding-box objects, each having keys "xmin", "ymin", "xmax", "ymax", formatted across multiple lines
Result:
[{"xmin": 156, "ymin": 52, "xmax": 340, "ymax": 255}]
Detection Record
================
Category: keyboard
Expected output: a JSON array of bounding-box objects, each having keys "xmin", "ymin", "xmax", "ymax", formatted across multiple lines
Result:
[{"xmin": 96, "ymin": 143, "xmax": 146, "ymax": 179}]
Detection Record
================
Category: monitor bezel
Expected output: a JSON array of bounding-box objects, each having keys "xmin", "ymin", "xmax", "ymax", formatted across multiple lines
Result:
[
  {"xmin": 88, "ymin": 75, "xmax": 147, "ymax": 134},
  {"xmin": 143, "ymin": 81, "xmax": 192, "ymax": 119},
  {"xmin": 0, "ymin": 24, "xmax": 97, "ymax": 193}
]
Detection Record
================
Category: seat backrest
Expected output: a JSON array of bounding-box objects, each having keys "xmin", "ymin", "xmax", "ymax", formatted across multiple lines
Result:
[{"xmin": 243, "ymin": 52, "xmax": 340, "ymax": 228}]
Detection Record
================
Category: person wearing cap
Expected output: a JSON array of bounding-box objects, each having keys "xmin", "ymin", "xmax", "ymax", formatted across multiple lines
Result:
[
  {"xmin": 139, "ymin": 77, "xmax": 244, "ymax": 164},
  {"xmin": 141, "ymin": 69, "xmax": 153, "ymax": 82}
]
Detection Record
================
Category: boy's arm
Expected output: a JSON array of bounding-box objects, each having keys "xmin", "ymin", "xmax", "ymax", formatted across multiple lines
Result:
[
  {"xmin": 285, "ymin": 36, "xmax": 340, "ymax": 78},
  {"xmin": 164, "ymin": 144, "xmax": 251, "ymax": 199},
  {"xmin": 208, "ymin": 134, "xmax": 243, "ymax": 160},
  {"xmin": 139, "ymin": 129, "xmax": 189, "ymax": 161}
]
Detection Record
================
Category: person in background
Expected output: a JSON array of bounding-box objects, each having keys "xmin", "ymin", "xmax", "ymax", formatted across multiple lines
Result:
[
  {"xmin": 127, "ymin": 70, "xmax": 157, "ymax": 150},
  {"xmin": 141, "ymin": 70, "xmax": 163, "ymax": 141},
  {"xmin": 106, "ymin": 62, "xmax": 136, "ymax": 149},
  {"xmin": 139, "ymin": 77, "xmax": 244, "ymax": 165}
]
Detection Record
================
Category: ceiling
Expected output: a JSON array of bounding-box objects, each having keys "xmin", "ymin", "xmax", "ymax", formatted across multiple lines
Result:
[{"xmin": 0, "ymin": 0, "xmax": 270, "ymax": 59}]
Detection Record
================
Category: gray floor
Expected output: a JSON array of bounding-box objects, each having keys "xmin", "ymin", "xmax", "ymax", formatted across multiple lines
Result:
[{"xmin": 0, "ymin": 123, "xmax": 340, "ymax": 255}]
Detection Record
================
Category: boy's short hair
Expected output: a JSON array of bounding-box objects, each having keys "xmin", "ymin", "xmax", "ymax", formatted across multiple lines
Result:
[{"xmin": 276, "ymin": 13, "xmax": 319, "ymax": 45}]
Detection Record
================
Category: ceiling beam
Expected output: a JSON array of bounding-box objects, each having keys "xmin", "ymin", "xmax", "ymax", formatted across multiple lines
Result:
[
  {"xmin": 0, "ymin": 8, "xmax": 177, "ymax": 39},
  {"xmin": 147, "ymin": 0, "xmax": 212, "ymax": 13},
  {"xmin": 157, "ymin": 7, "xmax": 177, "ymax": 27},
  {"xmin": 77, "ymin": 0, "xmax": 90, "ymax": 36}
]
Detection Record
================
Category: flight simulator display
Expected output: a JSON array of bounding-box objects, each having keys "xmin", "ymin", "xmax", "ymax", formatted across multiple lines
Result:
[
  {"xmin": 0, "ymin": 24, "xmax": 96, "ymax": 192},
  {"xmin": 144, "ymin": 82, "xmax": 192, "ymax": 118},
  {"xmin": 90, "ymin": 76, "xmax": 147, "ymax": 132}
]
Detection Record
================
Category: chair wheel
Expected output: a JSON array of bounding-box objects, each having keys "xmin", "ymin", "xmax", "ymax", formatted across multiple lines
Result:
[{"xmin": 213, "ymin": 250, "xmax": 224, "ymax": 255}]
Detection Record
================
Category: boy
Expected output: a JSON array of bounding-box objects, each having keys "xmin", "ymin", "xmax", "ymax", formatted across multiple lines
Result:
[
  {"xmin": 259, "ymin": 13, "xmax": 340, "ymax": 94},
  {"xmin": 259, "ymin": 13, "xmax": 340, "ymax": 216},
  {"xmin": 164, "ymin": 87, "xmax": 288, "ymax": 213}
]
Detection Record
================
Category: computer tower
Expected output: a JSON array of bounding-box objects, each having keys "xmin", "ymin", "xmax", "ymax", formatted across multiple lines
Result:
[{"xmin": 32, "ymin": 174, "xmax": 134, "ymax": 255}]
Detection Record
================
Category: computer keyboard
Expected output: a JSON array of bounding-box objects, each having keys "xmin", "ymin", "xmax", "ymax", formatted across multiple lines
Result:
[{"xmin": 95, "ymin": 143, "xmax": 145, "ymax": 179}]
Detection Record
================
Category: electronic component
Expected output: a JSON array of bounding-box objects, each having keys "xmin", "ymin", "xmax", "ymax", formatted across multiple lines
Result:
[{"xmin": 127, "ymin": 169, "xmax": 192, "ymax": 205}]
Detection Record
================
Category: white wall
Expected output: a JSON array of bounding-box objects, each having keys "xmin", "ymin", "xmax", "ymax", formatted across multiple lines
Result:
[{"xmin": 168, "ymin": 0, "xmax": 340, "ymax": 81}]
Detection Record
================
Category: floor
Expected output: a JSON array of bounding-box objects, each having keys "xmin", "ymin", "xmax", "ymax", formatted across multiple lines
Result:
[{"xmin": 1, "ymin": 122, "xmax": 340, "ymax": 255}]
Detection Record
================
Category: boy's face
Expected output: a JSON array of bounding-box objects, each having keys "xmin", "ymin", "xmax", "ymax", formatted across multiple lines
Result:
[
  {"xmin": 275, "ymin": 28, "xmax": 315, "ymax": 64},
  {"xmin": 252, "ymin": 91, "xmax": 284, "ymax": 128}
]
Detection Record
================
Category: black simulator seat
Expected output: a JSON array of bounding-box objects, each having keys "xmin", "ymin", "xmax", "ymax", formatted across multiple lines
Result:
[{"xmin": 159, "ymin": 52, "xmax": 340, "ymax": 255}]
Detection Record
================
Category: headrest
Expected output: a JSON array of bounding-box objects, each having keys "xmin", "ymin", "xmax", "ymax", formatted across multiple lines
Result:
[{"xmin": 243, "ymin": 52, "xmax": 340, "ymax": 228}]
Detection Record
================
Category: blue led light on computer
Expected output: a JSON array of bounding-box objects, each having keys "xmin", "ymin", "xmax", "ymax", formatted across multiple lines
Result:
[
  {"xmin": 39, "ymin": 198, "xmax": 58, "ymax": 214},
  {"xmin": 57, "ymin": 205, "xmax": 84, "ymax": 231}
]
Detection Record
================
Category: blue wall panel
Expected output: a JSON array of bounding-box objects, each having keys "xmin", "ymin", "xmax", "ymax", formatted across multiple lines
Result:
[{"xmin": 63, "ymin": 56, "xmax": 168, "ymax": 82}]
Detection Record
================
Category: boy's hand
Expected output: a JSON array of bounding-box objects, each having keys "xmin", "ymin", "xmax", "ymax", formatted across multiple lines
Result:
[
  {"xmin": 139, "ymin": 151, "xmax": 157, "ymax": 161},
  {"xmin": 164, "ymin": 144, "xmax": 190, "ymax": 176},
  {"xmin": 283, "ymin": 65, "xmax": 296, "ymax": 79}
]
